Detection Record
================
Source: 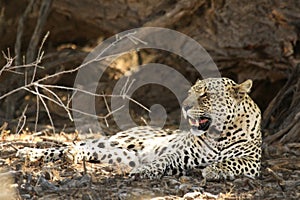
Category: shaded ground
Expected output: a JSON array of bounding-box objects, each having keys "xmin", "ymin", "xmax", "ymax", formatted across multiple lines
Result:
[{"xmin": 0, "ymin": 130, "xmax": 299, "ymax": 200}]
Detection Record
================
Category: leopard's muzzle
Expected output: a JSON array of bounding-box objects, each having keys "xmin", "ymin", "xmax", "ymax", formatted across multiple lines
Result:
[{"xmin": 188, "ymin": 115, "xmax": 212, "ymax": 131}]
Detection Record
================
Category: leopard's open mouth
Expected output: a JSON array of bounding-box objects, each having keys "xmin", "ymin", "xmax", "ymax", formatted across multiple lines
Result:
[{"xmin": 188, "ymin": 116, "xmax": 212, "ymax": 131}]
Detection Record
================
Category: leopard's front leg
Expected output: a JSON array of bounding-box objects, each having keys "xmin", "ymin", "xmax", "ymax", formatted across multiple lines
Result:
[{"xmin": 202, "ymin": 156, "xmax": 261, "ymax": 180}]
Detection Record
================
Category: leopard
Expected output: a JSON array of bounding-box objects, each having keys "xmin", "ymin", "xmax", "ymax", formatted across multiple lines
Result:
[{"xmin": 17, "ymin": 77, "xmax": 262, "ymax": 180}]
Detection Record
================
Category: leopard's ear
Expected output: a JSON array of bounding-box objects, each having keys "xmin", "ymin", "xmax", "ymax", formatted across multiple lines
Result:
[{"xmin": 233, "ymin": 79, "xmax": 252, "ymax": 94}]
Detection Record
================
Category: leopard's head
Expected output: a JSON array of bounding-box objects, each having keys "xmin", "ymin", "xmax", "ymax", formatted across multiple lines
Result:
[{"xmin": 182, "ymin": 78, "xmax": 253, "ymax": 137}]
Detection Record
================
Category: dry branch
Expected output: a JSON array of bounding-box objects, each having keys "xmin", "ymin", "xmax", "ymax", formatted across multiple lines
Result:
[
  {"xmin": 263, "ymin": 65, "xmax": 300, "ymax": 144},
  {"xmin": 144, "ymin": 0, "xmax": 205, "ymax": 27},
  {"xmin": 14, "ymin": 0, "xmax": 35, "ymax": 66},
  {"xmin": 26, "ymin": 0, "xmax": 52, "ymax": 64},
  {"xmin": 0, "ymin": 32, "xmax": 151, "ymax": 133}
]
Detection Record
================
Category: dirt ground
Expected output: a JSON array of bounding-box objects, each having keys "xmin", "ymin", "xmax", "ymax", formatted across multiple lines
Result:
[{"xmin": 0, "ymin": 125, "xmax": 299, "ymax": 200}]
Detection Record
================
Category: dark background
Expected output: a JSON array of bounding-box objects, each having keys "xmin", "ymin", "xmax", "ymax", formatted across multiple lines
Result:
[{"xmin": 1, "ymin": 0, "xmax": 299, "ymax": 142}]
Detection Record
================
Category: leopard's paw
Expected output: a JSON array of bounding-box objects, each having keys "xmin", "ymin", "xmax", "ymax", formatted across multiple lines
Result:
[
  {"xmin": 202, "ymin": 165, "xmax": 235, "ymax": 181},
  {"xmin": 202, "ymin": 166, "xmax": 221, "ymax": 181},
  {"xmin": 130, "ymin": 165, "xmax": 163, "ymax": 180}
]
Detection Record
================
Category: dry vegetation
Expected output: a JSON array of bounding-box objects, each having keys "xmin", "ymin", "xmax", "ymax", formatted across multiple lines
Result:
[{"xmin": 0, "ymin": 0, "xmax": 300, "ymax": 199}]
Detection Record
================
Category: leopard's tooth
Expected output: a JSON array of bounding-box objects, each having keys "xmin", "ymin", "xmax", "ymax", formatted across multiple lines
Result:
[{"xmin": 188, "ymin": 118, "xmax": 199, "ymax": 126}]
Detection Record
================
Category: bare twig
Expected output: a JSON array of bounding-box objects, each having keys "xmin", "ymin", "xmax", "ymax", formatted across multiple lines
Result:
[
  {"xmin": 120, "ymin": 77, "xmax": 135, "ymax": 98},
  {"xmin": 102, "ymin": 94, "xmax": 111, "ymax": 127},
  {"xmin": 1, "ymin": 31, "xmax": 151, "ymax": 131},
  {"xmin": 40, "ymin": 83, "xmax": 151, "ymax": 113},
  {"xmin": 7, "ymin": 63, "xmax": 44, "ymax": 71},
  {"xmin": 35, "ymin": 93, "xmax": 40, "ymax": 132},
  {"xmin": 30, "ymin": 31, "xmax": 50, "ymax": 83},
  {"xmin": 127, "ymin": 34, "xmax": 148, "ymax": 45},
  {"xmin": 24, "ymin": 84, "xmax": 126, "ymax": 123},
  {"xmin": 119, "ymin": 77, "xmax": 150, "ymax": 112},
  {"xmin": 0, "ymin": 31, "xmax": 142, "ymax": 100},
  {"xmin": 140, "ymin": 117, "xmax": 149, "ymax": 126},
  {"xmin": 0, "ymin": 50, "xmax": 15, "ymax": 76},
  {"xmin": 37, "ymin": 83, "xmax": 73, "ymax": 121},
  {"xmin": 34, "ymin": 85, "xmax": 55, "ymax": 133},
  {"xmin": 123, "ymin": 94, "xmax": 150, "ymax": 113},
  {"xmin": 16, "ymin": 104, "xmax": 28, "ymax": 135},
  {"xmin": 71, "ymin": 105, "xmax": 125, "ymax": 121}
]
